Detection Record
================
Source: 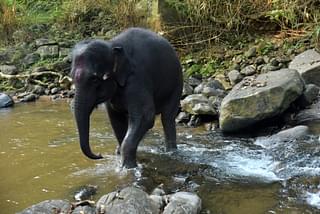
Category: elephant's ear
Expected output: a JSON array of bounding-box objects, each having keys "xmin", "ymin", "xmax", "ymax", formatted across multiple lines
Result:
[{"xmin": 112, "ymin": 46, "xmax": 131, "ymax": 87}]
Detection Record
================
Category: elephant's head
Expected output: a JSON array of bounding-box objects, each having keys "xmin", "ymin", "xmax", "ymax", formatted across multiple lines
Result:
[{"xmin": 70, "ymin": 39, "xmax": 130, "ymax": 159}]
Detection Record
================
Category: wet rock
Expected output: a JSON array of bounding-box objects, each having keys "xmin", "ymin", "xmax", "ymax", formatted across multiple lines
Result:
[
  {"xmin": 228, "ymin": 69, "xmax": 243, "ymax": 85},
  {"xmin": 21, "ymin": 93, "xmax": 37, "ymax": 102},
  {"xmin": 74, "ymin": 185, "xmax": 98, "ymax": 201},
  {"xmin": 0, "ymin": 64, "xmax": 18, "ymax": 75},
  {"xmin": 272, "ymin": 125, "xmax": 309, "ymax": 141},
  {"xmin": 240, "ymin": 65, "xmax": 256, "ymax": 76},
  {"xmin": 176, "ymin": 112, "xmax": 190, "ymax": 123},
  {"xmin": 96, "ymin": 186, "xmax": 158, "ymax": 214},
  {"xmin": 17, "ymin": 199, "xmax": 72, "ymax": 214},
  {"xmin": 72, "ymin": 205, "xmax": 95, "ymax": 214},
  {"xmin": 245, "ymin": 47, "xmax": 257, "ymax": 58},
  {"xmin": 23, "ymin": 53, "xmax": 40, "ymax": 67},
  {"xmin": 289, "ymin": 49, "xmax": 320, "ymax": 86},
  {"xmin": 288, "ymin": 99, "xmax": 320, "ymax": 124},
  {"xmin": 163, "ymin": 192, "xmax": 201, "ymax": 214},
  {"xmin": 0, "ymin": 93, "xmax": 14, "ymax": 108},
  {"xmin": 36, "ymin": 45, "xmax": 59, "ymax": 59},
  {"xmin": 296, "ymin": 84, "xmax": 320, "ymax": 107},
  {"xmin": 32, "ymin": 85, "xmax": 45, "ymax": 95},
  {"xmin": 181, "ymin": 94, "xmax": 216, "ymax": 116},
  {"xmin": 220, "ymin": 69, "xmax": 304, "ymax": 132},
  {"xmin": 182, "ymin": 82, "xmax": 194, "ymax": 97},
  {"xmin": 215, "ymin": 73, "xmax": 232, "ymax": 90}
]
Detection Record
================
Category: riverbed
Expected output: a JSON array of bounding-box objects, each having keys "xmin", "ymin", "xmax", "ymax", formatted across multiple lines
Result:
[{"xmin": 1, "ymin": 99, "xmax": 320, "ymax": 213}]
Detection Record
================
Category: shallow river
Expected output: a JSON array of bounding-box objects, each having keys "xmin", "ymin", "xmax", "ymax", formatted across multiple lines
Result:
[{"xmin": 1, "ymin": 99, "xmax": 320, "ymax": 213}]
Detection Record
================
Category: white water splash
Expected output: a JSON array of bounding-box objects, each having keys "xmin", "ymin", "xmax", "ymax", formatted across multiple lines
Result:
[{"xmin": 305, "ymin": 191, "xmax": 320, "ymax": 209}]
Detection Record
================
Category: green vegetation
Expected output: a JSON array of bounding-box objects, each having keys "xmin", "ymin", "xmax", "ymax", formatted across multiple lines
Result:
[{"xmin": 0, "ymin": 0, "xmax": 320, "ymax": 78}]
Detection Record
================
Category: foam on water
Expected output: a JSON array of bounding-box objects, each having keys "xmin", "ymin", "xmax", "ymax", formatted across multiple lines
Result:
[{"xmin": 305, "ymin": 191, "xmax": 320, "ymax": 209}]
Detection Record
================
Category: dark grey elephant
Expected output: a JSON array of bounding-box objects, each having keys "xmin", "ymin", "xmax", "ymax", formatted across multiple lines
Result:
[{"xmin": 71, "ymin": 28, "xmax": 183, "ymax": 168}]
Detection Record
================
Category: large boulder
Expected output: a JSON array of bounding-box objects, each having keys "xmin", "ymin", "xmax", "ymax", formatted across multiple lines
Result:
[
  {"xmin": 0, "ymin": 93, "xmax": 14, "ymax": 108},
  {"xmin": 17, "ymin": 200, "xmax": 72, "ymax": 214},
  {"xmin": 96, "ymin": 186, "xmax": 159, "ymax": 214},
  {"xmin": 289, "ymin": 49, "xmax": 320, "ymax": 86},
  {"xmin": 219, "ymin": 69, "xmax": 304, "ymax": 132}
]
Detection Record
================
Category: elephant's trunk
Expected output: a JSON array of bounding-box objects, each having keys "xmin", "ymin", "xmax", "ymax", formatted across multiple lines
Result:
[{"xmin": 74, "ymin": 90, "xmax": 102, "ymax": 159}]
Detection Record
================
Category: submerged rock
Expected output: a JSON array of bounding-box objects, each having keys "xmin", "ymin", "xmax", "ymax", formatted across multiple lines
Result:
[
  {"xmin": 220, "ymin": 69, "xmax": 304, "ymax": 132},
  {"xmin": 289, "ymin": 49, "xmax": 320, "ymax": 86},
  {"xmin": 0, "ymin": 93, "xmax": 14, "ymax": 108}
]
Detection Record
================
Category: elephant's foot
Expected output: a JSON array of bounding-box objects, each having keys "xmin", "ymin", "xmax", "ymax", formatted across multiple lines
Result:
[
  {"xmin": 122, "ymin": 158, "xmax": 137, "ymax": 169},
  {"xmin": 165, "ymin": 141, "xmax": 177, "ymax": 152}
]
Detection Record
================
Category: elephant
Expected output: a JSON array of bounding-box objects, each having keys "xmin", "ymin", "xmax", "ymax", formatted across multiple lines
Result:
[{"xmin": 70, "ymin": 28, "xmax": 183, "ymax": 168}]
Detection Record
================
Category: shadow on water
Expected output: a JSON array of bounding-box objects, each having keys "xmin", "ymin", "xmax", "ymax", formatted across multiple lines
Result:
[{"xmin": 1, "ymin": 99, "xmax": 320, "ymax": 213}]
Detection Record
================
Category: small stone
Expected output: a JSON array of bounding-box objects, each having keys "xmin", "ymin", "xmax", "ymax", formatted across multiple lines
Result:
[
  {"xmin": 205, "ymin": 79, "xmax": 225, "ymax": 90},
  {"xmin": 296, "ymin": 84, "xmax": 320, "ymax": 107},
  {"xmin": 240, "ymin": 65, "xmax": 256, "ymax": 76},
  {"xmin": 230, "ymin": 63, "xmax": 241, "ymax": 71},
  {"xmin": 255, "ymin": 56, "xmax": 265, "ymax": 65},
  {"xmin": 182, "ymin": 83, "xmax": 194, "ymax": 97},
  {"xmin": 32, "ymin": 85, "xmax": 45, "ymax": 95},
  {"xmin": 187, "ymin": 77, "xmax": 202, "ymax": 87},
  {"xmin": 36, "ymin": 45, "xmax": 59, "ymax": 59},
  {"xmin": 0, "ymin": 65, "xmax": 18, "ymax": 75},
  {"xmin": 22, "ymin": 94, "xmax": 37, "ymax": 102},
  {"xmin": 261, "ymin": 64, "xmax": 280, "ymax": 73},
  {"xmin": 245, "ymin": 47, "xmax": 257, "ymax": 58},
  {"xmin": 228, "ymin": 69, "xmax": 243, "ymax": 85},
  {"xmin": 270, "ymin": 58, "xmax": 279, "ymax": 66},
  {"xmin": 176, "ymin": 112, "xmax": 190, "ymax": 123},
  {"xmin": 193, "ymin": 83, "xmax": 205, "ymax": 94},
  {"xmin": 51, "ymin": 87, "xmax": 60, "ymax": 94}
]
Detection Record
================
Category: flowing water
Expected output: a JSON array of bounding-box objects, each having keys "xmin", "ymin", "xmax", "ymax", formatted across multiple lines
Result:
[{"xmin": 1, "ymin": 98, "xmax": 320, "ymax": 213}]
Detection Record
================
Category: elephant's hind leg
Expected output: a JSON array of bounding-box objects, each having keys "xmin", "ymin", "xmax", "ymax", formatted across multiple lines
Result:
[{"xmin": 161, "ymin": 91, "xmax": 180, "ymax": 151}]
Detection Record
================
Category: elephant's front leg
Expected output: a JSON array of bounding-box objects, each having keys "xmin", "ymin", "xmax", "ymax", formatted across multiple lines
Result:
[
  {"xmin": 121, "ymin": 114, "xmax": 155, "ymax": 168},
  {"xmin": 106, "ymin": 103, "xmax": 128, "ymax": 155}
]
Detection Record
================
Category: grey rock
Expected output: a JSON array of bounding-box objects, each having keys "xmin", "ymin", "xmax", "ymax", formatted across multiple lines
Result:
[
  {"xmin": 255, "ymin": 56, "xmax": 265, "ymax": 65},
  {"xmin": 36, "ymin": 45, "xmax": 59, "ymax": 59},
  {"xmin": 32, "ymin": 85, "xmax": 45, "ymax": 95},
  {"xmin": 240, "ymin": 65, "xmax": 256, "ymax": 76},
  {"xmin": 0, "ymin": 64, "xmax": 18, "ymax": 75},
  {"xmin": 193, "ymin": 83, "xmax": 205, "ymax": 94},
  {"xmin": 228, "ymin": 69, "xmax": 243, "ymax": 85},
  {"xmin": 96, "ymin": 186, "xmax": 158, "ymax": 214},
  {"xmin": 215, "ymin": 73, "xmax": 232, "ymax": 90},
  {"xmin": 289, "ymin": 99, "xmax": 320, "ymax": 124},
  {"xmin": 245, "ymin": 47, "xmax": 257, "ymax": 58},
  {"xmin": 22, "ymin": 93, "xmax": 37, "ymax": 102},
  {"xmin": 0, "ymin": 93, "xmax": 14, "ymax": 108},
  {"xmin": 72, "ymin": 206, "xmax": 95, "ymax": 214},
  {"xmin": 230, "ymin": 63, "xmax": 241, "ymax": 70},
  {"xmin": 59, "ymin": 47, "xmax": 71, "ymax": 58},
  {"xmin": 187, "ymin": 77, "xmax": 202, "ymax": 87},
  {"xmin": 181, "ymin": 94, "xmax": 217, "ymax": 116},
  {"xmin": 220, "ymin": 69, "xmax": 304, "ymax": 132},
  {"xmin": 176, "ymin": 112, "xmax": 190, "ymax": 123},
  {"xmin": 17, "ymin": 200, "xmax": 72, "ymax": 214},
  {"xmin": 261, "ymin": 64, "xmax": 280, "ymax": 73},
  {"xmin": 297, "ymin": 84, "xmax": 320, "ymax": 107},
  {"xmin": 23, "ymin": 53, "xmax": 40, "ymax": 66},
  {"xmin": 182, "ymin": 83, "xmax": 194, "ymax": 97},
  {"xmin": 289, "ymin": 49, "xmax": 320, "ymax": 86},
  {"xmin": 270, "ymin": 58, "xmax": 279, "ymax": 66},
  {"xmin": 205, "ymin": 79, "xmax": 225, "ymax": 90},
  {"xmin": 35, "ymin": 38, "xmax": 57, "ymax": 47},
  {"xmin": 202, "ymin": 87, "xmax": 226, "ymax": 98},
  {"xmin": 163, "ymin": 192, "xmax": 201, "ymax": 214},
  {"xmin": 209, "ymin": 96, "xmax": 223, "ymax": 112}
]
